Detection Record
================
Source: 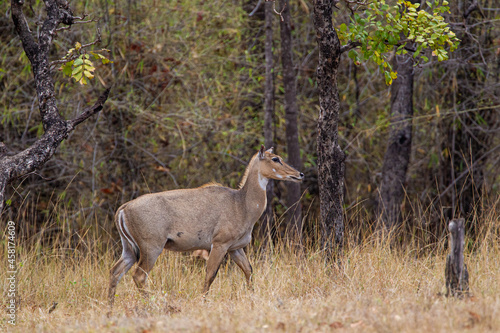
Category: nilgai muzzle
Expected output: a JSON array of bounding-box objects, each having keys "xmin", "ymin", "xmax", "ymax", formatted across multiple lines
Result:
[{"xmin": 108, "ymin": 145, "xmax": 304, "ymax": 308}]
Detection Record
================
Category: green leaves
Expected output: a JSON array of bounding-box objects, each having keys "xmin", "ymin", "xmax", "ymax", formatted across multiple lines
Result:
[
  {"xmin": 61, "ymin": 54, "xmax": 95, "ymax": 85},
  {"xmin": 59, "ymin": 42, "xmax": 112, "ymax": 85},
  {"xmin": 337, "ymin": 0, "xmax": 460, "ymax": 85},
  {"xmin": 90, "ymin": 50, "xmax": 112, "ymax": 64},
  {"xmin": 384, "ymin": 70, "xmax": 398, "ymax": 85}
]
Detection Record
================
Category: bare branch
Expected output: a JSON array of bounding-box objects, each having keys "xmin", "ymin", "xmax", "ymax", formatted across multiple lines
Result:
[
  {"xmin": 80, "ymin": 26, "xmax": 102, "ymax": 48},
  {"xmin": 265, "ymin": 0, "xmax": 286, "ymax": 22},
  {"xmin": 72, "ymin": 12, "xmax": 90, "ymax": 21},
  {"xmin": 11, "ymin": 0, "xmax": 39, "ymax": 62},
  {"xmin": 67, "ymin": 88, "xmax": 111, "ymax": 129},
  {"xmin": 343, "ymin": 0, "xmax": 368, "ymax": 13},
  {"xmin": 55, "ymin": 17, "xmax": 97, "ymax": 31},
  {"xmin": 337, "ymin": 29, "xmax": 414, "ymax": 56},
  {"xmin": 392, "ymin": 39, "xmax": 417, "ymax": 53},
  {"xmin": 464, "ymin": 0, "xmax": 480, "ymax": 19},
  {"xmin": 343, "ymin": 0, "xmax": 367, "ymax": 5},
  {"xmin": 49, "ymin": 54, "xmax": 79, "ymax": 67},
  {"xmin": 340, "ymin": 41, "xmax": 361, "ymax": 53},
  {"xmin": 249, "ymin": 0, "xmax": 263, "ymax": 16}
]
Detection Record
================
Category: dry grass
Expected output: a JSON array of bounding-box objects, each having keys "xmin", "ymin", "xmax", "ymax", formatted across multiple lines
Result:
[{"xmin": 1, "ymin": 227, "xmax": 499, "ymax": 333}]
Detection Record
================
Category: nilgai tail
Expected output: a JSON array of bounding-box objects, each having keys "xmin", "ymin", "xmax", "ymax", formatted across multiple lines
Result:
[{"xmin": 108, "ymin": 145, "xmax": 304, "ymax": 309}]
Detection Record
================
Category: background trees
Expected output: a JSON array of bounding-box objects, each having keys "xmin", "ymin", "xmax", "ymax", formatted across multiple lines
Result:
[
  {"xmin": 279, "ymin": 0, "xmax": 304, "ymax": 240},
  {"xmin": 1, "ymin": 0, "xmax": 498, "ymax": 252},
  {"xmin": 436, "ymin": 0, "xmax": 499, "ymax": 238},
  {"xmin": 260, "ymin": 0, "xmax": 276, "ymax": 242}
]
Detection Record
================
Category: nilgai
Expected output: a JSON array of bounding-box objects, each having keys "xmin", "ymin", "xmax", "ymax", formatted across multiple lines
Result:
[{"xmin": 108, "ymin": 145, "xmax": 304, "ymax": 307}]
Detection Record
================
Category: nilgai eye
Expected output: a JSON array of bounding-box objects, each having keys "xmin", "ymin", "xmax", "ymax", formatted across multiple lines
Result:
[{"xmin": 272, "ymin": 157, "xmax": 280, "ymax": 163}]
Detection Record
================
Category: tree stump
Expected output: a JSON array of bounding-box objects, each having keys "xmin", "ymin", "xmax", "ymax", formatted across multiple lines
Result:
[{"xmin": 445, "ymin": 218, "xmax": 469, "ymax": 298}]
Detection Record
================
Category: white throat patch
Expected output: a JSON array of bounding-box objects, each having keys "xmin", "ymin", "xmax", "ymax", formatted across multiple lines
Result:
[
  {"xmin": 272, "ymin": 168, "xmax": 283, "ymax": 178},
  {"xmin": 258, "ymin": 173, "xmax": 268, "ymax": 191}
]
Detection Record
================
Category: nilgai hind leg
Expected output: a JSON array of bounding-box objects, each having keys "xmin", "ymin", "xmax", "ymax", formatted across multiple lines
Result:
[
  {"xmin": 108, "ymin": 242, "xmax": 137, "ymax": 309},
  {"xmin": 229, "ymin": 248, "xmax": 253, "ymax": 290},
  {"xmin": 132, "ymin": 247, "xmax": 164, "ymax": 298}
]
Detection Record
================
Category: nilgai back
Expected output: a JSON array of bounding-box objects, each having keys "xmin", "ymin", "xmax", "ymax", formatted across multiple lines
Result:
[{"xmin": 108, "ymin": 145, "xmax": 304, "ymax": 308}]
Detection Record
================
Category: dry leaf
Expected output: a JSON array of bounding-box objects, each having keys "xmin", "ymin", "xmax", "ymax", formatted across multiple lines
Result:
[
  {"xmin": 468, "ymin": 311, "xmax": 481, "ymax": 323},
  {"xmin": 276, "ymin": 322, "xmax": 286, "ymax": 330},
  {"xmin": 330, "ymin": 321, "xmax": 344, "ymax": 329},
  {"xmin": 155, "ymin": 165, "xmax": 171, "ymax": 172}
]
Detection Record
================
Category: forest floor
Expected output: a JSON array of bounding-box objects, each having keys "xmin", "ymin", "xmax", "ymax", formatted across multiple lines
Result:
[{"xmin": 2, "ymin": 237, "xmax": 499, "ymax": 333}]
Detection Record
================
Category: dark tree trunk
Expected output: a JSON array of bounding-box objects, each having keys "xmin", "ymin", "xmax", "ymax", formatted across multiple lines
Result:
[
  {"xmin": 259, "ymin": 0, "xmax": 276, "ymax": 242},
  {"xmin": 313, "ymin": 0, "xmax": 345, "ymax": 258},
  {"xmin": 0, "ymin": 175, "xmax": 6, "ymax": 213},
  {"xmin": 445, "ymin": 218, "xmax": 469, "ymax": 298},
  {"xmin": 279, "ymin": 0, "xmax": 303, "ymax": 240},
  {"xmin": 0, "ymin": 0, "xmax": 110, "ymax": 214},
  {"xmin": 377, "ymin": 52, "xmax": 414, "ymax": 231}
]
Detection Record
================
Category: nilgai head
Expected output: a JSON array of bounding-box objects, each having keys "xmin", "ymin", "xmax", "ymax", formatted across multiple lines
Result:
[{"xmin": 257, "ymin": 145, "xmax": 304, "ymax": 182}]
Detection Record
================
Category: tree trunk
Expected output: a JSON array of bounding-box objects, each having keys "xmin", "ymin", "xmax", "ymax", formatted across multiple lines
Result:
[
  {"xmin": 259, "ymin": 0, "xmax": 276, "ymax": 242},
  {"xmin": 1, "ymin": 0, "xmax": 110, "ymax": 215},
  {"xmin": 377, "ymin": 52, "xmax": 414, "ymax": 231},
  {"xmin": 0, "ymin": 175, "xmax": 6, "ymax": 213},
  {"xmin": 445, "ymin": 218, "xmax": 469, "ymax": 298},
  {"xmin": 279, "ymin": 0, "xmax": 302, "ymax": 240},
  {"xmin": 313, "ymin": 0, "xmax": 345, "ymax": 259}
]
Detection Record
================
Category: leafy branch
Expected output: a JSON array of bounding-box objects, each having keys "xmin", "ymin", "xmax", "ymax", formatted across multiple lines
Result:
[
  {"xmin": 56, "ymin": 38, "xmax": 112, "ymax": 85},
  {"xmin": 337, "ymin": 0, "xmax": 460, "ymax": 84}
]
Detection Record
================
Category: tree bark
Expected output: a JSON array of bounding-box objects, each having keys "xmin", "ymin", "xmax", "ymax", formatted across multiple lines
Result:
[
  {"xmin": 279, "ymin": 0, "xmax": 303, "ymax": 240},
  {"xmin": 445, "ymin": 218, "xmax": 469, "ymax": 298},
  {"xmin": 0, "ymin": 0, "xmax": 110, "ymax": 214},
  {"xmin": 313, "ymin": 0, "xmax": 345, "ymax": 259},
  {"xmin": 259, "ymin": 0, "xmax": 276, "ymax": 242},
  {"xmin": 0, "ymin": 176, "xmax": 6, "ymax": 213},
  {"xmin": 377, "ymin": 52, "xmax": 414, "ymax": 231}
]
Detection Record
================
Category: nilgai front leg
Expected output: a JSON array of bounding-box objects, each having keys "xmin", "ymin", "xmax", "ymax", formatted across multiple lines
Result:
[
  {"xmin": 202, "ymin": 244, "xmax": 229, "ymax": 294},
  {"xmin": 229, "ymin": 248, "xmax": 253, "ymax": 290}
]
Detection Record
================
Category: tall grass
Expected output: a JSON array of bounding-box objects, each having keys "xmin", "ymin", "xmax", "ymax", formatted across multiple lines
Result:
[{"xmin": 1, "ymin": 201, "xmax": 499, "ymax": 332}]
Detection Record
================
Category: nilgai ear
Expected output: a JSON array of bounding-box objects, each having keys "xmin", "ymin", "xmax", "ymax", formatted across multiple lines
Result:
[
  {"xmin": 266, "ymin": 147, "xmax": 274, "ymax": 154},
  {"xmin": 258, "ymin": 144, "xmax": 266, "ymax": 159}
]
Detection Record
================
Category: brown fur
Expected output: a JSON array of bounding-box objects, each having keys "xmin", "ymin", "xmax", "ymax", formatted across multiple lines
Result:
[
  {"xmin": 199, "ymin": 182, "xmax": 223, "ymax": 188},
  {"xmin": 238, "ymin": 154, "xmax": 258, "ymax": 189},
  {"xmin": 192, "ymin": 249, "xmax": 210, "ymax": 260},
  {"xmin": 107, "ymin": 146, "xmax": 303, "ymax": 310}
]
